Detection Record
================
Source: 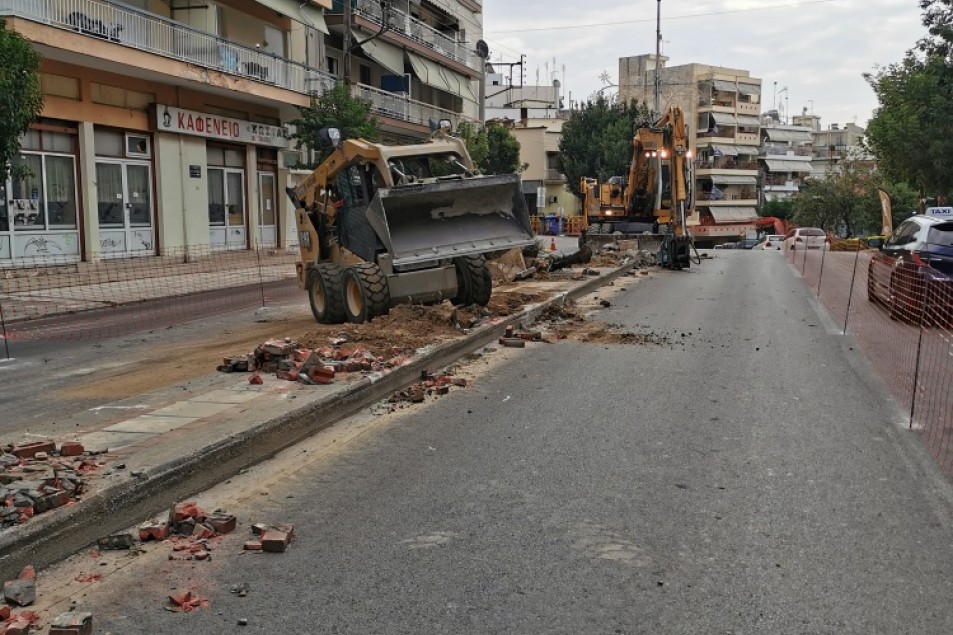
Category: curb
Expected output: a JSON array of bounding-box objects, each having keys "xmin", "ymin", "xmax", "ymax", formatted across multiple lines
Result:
[{"xmin": 0, "ymin": 262, "xmax": 637, "ymax": 579}]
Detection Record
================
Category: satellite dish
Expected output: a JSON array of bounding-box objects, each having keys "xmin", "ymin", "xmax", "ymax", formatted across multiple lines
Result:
[{"xmin": 475, "ymin": 39, "xmax": 489, "ymax": 59}]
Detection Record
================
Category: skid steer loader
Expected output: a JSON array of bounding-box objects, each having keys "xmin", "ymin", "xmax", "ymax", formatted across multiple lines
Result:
[{"xmin": 286, "ymin": 123, "xmax": 535, "ymax": 324}]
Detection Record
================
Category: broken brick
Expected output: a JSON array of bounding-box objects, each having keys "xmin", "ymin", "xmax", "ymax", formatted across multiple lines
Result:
[
  {"xmin": 171, "ymin": 501, "xmax": 205, "ymax": 523},
  {"xmin": 207, "ymin": 514, "xmax": 237, "ymax": 535},
  {"xmin": 243, "ymin": 540, "xmax": 262, "ymax": 551},
  {"xmin": 435, "ymin": 386, "xmax": 449, "ymax": 396},
  {"xmin": 251, "ymin": 523, "xmax": 268, "ymax": 536},
  {"xmin": 3, "ymin": 579, "xmax": 36, "ymax": 606},
  {"xmin": 138, "ymin": 521, "xmax": 171, "ymax": 542},
  {"xmin": 248, "ymin": 373, "xmax": 263, "ymax": 385},
  {"xmin": 451, "ymin": 377, "xmax": 468, "ymax": 388},
  {"xmin": 498, "ymin": 337, "xmax": 526, "ymax": 348},
  {"xmin": 2, "ymin": 618, "xmax": 31, "ymax": 635},
  {"xmin": 0, "ymin": 605, "xmax": 9, "ymax": 620},
  {"xmin": 192, "ymin": 523, "xmax": 215, "ymax": 540},
  {"xmin": 18, "ymin": 566, "xmax": 34, "ymax": 581},
  {"xmin": 58, "ymin": 442, "xmax": 84, "ymax": 457},
  {"xmin": 11, "ymin": 441, "xmax": 55, "ymax": 460},
  {"xmin": 168, "ymin": 590, "xmax": 208, "ymax": 612},
  {"xmin": 260, "ymin": 529, "xmax": 290, "ymax": 553},
  {"xmin": 49, "ymin": 611, "xmax": 93, "ymax": 635},
  {"xmin": 275, "ymin": 369, "xmax": 299, "ymax": 382}
]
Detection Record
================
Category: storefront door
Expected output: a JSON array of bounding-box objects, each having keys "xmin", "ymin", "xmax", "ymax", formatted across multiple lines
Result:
[
  {"xmin": 208, "ymin": 167, "xmax": 246, "ymax": 250},
  {"xmin": 257, "ymin": 172, "xmax": 277, "ymax": 248},
  {"xmin": 95, "ymin": 161, "xmax": 154, "ymax": 257}
]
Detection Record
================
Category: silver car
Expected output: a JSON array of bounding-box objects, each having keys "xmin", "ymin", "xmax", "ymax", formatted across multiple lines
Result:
[{"xmin": 783, "ymin": 227, "xmax": 829, "ymax": 251}]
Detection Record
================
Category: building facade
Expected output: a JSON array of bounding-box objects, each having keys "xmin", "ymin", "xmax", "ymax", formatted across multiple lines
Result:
[
  {"xmin": 759, "ymin": 123, "xmax": 813, "ymax": 202},
  {"xmin": 619, "ymin": 55, "xmax": 763, "ymax": 243},
  {"xmin": 791, "ymin": 111, "xmax": 868, "ymax": 178},
  {"xmin": 0, "ymin": 0, "xmax": 482, "ymax": 267}
]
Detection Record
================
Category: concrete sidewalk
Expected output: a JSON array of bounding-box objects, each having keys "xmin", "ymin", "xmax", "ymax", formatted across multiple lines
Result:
[{"xmin": 0, "ymin": 260, "xmax": 641, "ymax": 579}]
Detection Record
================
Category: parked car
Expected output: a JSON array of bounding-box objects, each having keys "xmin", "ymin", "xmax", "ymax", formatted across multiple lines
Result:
[
  {"xmin": 783, "ymin": 227, "xmax": 829, "ymax": 251},
  {"xmin": 867, "ymin": 214, "xmax": 953, "ymax": 324},
  {"xmin": 760, "ymin": 234, "xmax": 784, "ymax": 250},
  {"xmin": 736, "ymin": 238, "xmax": 761, "ymax": 250},
  {"xmin": 714, "ymin": 241, "xmax": 738, "ymax": 250}
]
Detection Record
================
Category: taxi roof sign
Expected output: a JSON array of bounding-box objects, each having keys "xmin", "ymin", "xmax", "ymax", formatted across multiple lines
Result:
[{"xmin": 925, "ymin": 206, "xmax": 953, "ymax": 218}]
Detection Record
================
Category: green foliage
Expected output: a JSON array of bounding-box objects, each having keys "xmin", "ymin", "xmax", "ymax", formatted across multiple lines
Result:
[
  {"xmin": 760, "ymin": 198, "xmax": 794, "ymax": 220},
  {"xmin": 865, "ymin": 53, "xmax": 953, "ymax": 200},
  {"xmin": 0, "ymin": 20, "xmax": 43, "ymax": 183},
  {"xmin": 557, "ymin": 95, "xmax": 653, "ymax": 197},
  {"xmin": 291, "ymin": 82, "xmax": 379, "ymax": 165},
  {"xmin": 918, "ymin": 0, "xmax": 953, "ymax": 58},
  {"xmin": 792, "ymin": 157, "xmax": 903, "ymax": 236},
  {"xmin": 456, "ymin": 121, "xmax": 524, "ymax": 174}
]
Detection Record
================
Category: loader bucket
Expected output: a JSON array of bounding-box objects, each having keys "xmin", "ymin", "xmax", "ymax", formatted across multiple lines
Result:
[{"xmin": 364, "ymin": 174, "xmax": 535, "ymax": 268}]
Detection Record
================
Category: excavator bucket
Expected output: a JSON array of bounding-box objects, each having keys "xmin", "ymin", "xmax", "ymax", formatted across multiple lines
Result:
[{"xmin": 364, "ymin": 174, "xmax": 535, "ymax": 268}]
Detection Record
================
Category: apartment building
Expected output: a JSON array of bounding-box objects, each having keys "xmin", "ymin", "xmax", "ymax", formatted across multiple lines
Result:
[
  {"xmin": 0, "ymin": 0, "xmax": 481, "ymax": 267},
  {"xmin": 759, "ymin": 119, "xmax": 813, "ymax": 202},
  {"xmin": 619, "ymin": 55, "xmax": 762, "ymax": 243},
  {"xmin": 791, "ymin": 111, "xmax": 869, "ymax": 178}
]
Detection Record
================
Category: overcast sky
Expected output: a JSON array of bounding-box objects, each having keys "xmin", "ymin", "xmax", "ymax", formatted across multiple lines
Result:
[{"xmin": 482, "ymin": 0, "xmax": 924, "ymax": 128}]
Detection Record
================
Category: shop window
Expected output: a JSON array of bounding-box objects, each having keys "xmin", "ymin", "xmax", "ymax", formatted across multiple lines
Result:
[
  {"xmin": 126, "ymin": 133, "xmax": 151, "ymax": 158},
  {"xmin": 45, "ymin": 132, "xmax": 73, "ymax": 154},
  {"xmin": 224, "ymin": 148, "xmax": 243, "ymax": 167},
  {"xmin": 40, "ymin": 74, "xmax": 79, "ymax": 100},
  {"xmin": 9, "ymin": 153, "xmax": 77, "ymax": 230},
  {"xmin": 207, "ymin": 146, "xmax": 225, "ymax": 166},
  {"xmin": 94, "ymin": 129, "xmax": 123, "ymax": 157},
  {"xmin": 20, "ymin": 130, "xmax": 41, "ymax": 151}
]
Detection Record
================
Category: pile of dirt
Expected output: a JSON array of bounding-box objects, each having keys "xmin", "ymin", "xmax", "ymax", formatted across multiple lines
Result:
[{"xmin": 539, "ymin": 300, "xmax": 672, "ymax": 347}]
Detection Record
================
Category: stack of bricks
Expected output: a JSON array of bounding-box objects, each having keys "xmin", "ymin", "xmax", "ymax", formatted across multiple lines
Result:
[
  {"xmin": 219, "ymin": 337, "xmax": 414, "ymax": 386},
  {"xmin": 0, "ymin": 441, "xmax": 97, "ymax": 528},
  {"xmin": 388, "ymin": 370, "xmax": 469, "ymax": 404},
  {"xmin": 243, "ymin": 522, "xmax": 294, "ymax": 553},
  {"xmin": 155, "ymin": 501, "xmax": 238, "ymax": 561}
]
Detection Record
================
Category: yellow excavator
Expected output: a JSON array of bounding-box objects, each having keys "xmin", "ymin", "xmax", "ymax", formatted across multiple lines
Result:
[
  {"xmin": 286, "ymin": 122, "xmax": 535, "ymax": 324},
  {"xmin": 581, "ymin": 106, "xmax": 696, "ymax": 269}
]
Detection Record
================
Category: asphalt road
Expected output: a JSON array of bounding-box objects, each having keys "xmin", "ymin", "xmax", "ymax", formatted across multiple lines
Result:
[{"xmin": 34, "ymin": 250, "xmax": 953, "ymax": 633}]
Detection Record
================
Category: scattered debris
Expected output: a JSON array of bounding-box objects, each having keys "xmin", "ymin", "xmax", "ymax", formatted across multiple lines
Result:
[
  {"xmin": 167, "ymin": 589, "xmax": 208, "ymax": 613},
  {"xmin": 0, "ymin": 441, "xmax": 99, "ymax": 528},
  {"xmin": 96, "ymin": 532, "xmax": 136, "ymax": 551},
  {"xmin": 243, "ymin": 523, "xmax": 293, "ymax": 554},
  {"xmin": 48, "ymin": 611, "xmax": 93, "ymax": 635},
  {"xmin": 3, "ymin": 567, "xmax": 36, "ymax": 607}
]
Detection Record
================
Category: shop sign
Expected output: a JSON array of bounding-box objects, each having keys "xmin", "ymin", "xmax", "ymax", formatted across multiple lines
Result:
[{"xmin": 155, "ymin": 105, "xmax": 290, "ymax": 148}]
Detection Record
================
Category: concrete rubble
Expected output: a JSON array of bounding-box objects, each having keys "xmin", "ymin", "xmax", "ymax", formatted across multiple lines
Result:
[
  {"xmin": 2, "ymin": 566, "xmax": 40, "ymax": 635},
  {"xmin": 1, "ymin": 441, "xmax": 101, "ymax": 529}
]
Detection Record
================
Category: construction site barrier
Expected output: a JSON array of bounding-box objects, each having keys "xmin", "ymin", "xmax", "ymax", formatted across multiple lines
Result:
[
  {"xmin": 0, "ymin": 244, "xmax": 300, "ymax": 344},
  {"xmin": 785, "ymin": 245, "xmax": 953, "ymax": 477}
]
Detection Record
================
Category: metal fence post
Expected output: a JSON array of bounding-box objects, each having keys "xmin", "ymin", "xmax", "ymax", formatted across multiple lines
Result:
[
  {"xmin": 817, "ymin": 245, "xmax": 828, "ymax": 297},
  {"xmin": 909, "ymin": 280, "xmax": 927, "ymax": 429},
  {"xmin": 0, "ymin": 301, "xmax": 9, "ymax": 360},
  {"xmin": 255, "ymin": 242, "xmax": 267, "ymax": 307},
  {"xmin": 843, "ymin": 249, "xmax": 861, "ymax": 335}
]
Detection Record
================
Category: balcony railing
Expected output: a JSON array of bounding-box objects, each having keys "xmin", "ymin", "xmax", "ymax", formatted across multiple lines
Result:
[
  {"xmin": 763, "ymin": 146, "xmax": 812, "ymax": 157},
  {"xmin": 352, "ymin": 83, "xmax": 464, "ymax": 128},
  {"xmin": 332, "ymin": 0, "xmax": 471, "ymax": 67},
  {"xmin": 544, "ymin": 169, "xmax": 566, "ymax": 182},
  {"xmin": 0, "ymin": 0, "xmax": 336, "ymax": 95}
]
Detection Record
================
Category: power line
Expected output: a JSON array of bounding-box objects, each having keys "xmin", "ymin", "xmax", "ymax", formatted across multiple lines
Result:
[{"xmin": 485, "ymin": 0, "xmax": 844, "ymax": 34}]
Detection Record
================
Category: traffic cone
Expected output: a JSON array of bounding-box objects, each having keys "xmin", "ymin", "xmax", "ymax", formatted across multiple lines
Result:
[{"xmin": 549, "ymin": 237, "xmax": 557, "ymax": 252}]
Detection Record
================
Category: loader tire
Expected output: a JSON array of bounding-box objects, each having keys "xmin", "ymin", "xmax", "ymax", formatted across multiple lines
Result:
[
  {"xmin": 452, "ymin": 255, "xmax": 492, "ymax": 306},
  {"xmin": 343, "ymin": 263, "xmax": 390, "ymax": 324},
  {"xmin": 307, "ymin": 264, "xmax": 346, "ymax": 324}
]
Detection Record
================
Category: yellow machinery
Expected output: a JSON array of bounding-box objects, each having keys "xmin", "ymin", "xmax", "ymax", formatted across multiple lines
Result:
[{"xmin": 286, "ymin": 124, "xmax": 535, "ymax": 323}]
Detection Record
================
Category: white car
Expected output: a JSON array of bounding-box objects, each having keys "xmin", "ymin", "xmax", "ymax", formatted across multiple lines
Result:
[
  {"xmin": 760, "ymin": 234, "xmax": 784, "ymax": 250},
  {"xmin": 783, "ymin": 227, "xmax": 829, "ymax": 251}
]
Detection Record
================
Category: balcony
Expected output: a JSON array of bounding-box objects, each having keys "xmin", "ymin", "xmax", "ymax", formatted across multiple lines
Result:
[
  {"xmin": 544, "ymin": 169, "xmax": 566, "ymax": 183},
  {"xmin": 763, "ymin": 146, "xmax": 812, "ymax": 157},
  {"xmin": 696, "ymin": 159, "xmax": 759, "ymax": 171},
  {"xmin": 352, "ymin": 83, "xmax": 463, "ymax": 128},
  {"xmin": 1, "ymin": 0, "xmax": 337, "ymax": 95},
  {"xmin": 330, "ymin": 0, "xmax": 471, "ymax": 68}
]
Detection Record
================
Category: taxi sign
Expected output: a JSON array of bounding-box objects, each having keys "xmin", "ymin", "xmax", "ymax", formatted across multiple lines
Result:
[{"xmin": 925, "ymin": 206, "xmax": 953, "ymax": 219}]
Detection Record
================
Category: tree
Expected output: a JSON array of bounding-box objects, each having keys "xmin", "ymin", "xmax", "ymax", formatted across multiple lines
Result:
[
  {"xmin": 865, "ymin": 53, "xmax": 953, "ymax": 203},
  {"xmin": 0, "ymin": 20, "xmax": 43, "ymax": 183},
  {"xmin": 456, "ymin": 121, "xmax": 524, "ymax": 174},
  {"xmin": 760, "ymin": 198, "xmax": 794, "ymax": 221},
  {"xmin": 557, "ymin": 95, "xmax": 653, "ymax": 197},
  {"xmin": 791, "ymin": 155, "xmax": 908, "ymax": 236},
  {"xmin": 291, "ymin": 82, "xmax": 379, "ymax": 165}
]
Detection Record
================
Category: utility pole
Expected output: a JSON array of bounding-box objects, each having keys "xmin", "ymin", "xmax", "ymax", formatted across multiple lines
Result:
[
  {"xmin": 654, "ymin": 0, "xmax": 662, "ymax": 213},
  {"xmin": 343, "ymin": 0, "xmax": 352, "ymax": 85}
]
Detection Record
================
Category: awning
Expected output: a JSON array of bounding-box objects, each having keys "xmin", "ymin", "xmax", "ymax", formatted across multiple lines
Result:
[
  {"xmin": 407, "ymin": 51, "xmax": 454, "ymax": 94},
  {"xmin": 710, "ymin": 112, "xmax": 737, "ymax": 126},
  {"xmin": 708, "ymin": 143, "xmax": 738, "ymax": 156},
  {"xmin": 359, "ymin": 37, "xmax": 404, "ymax": 75},
  {"xmin": 765, "ymin": 159, "xmax": 813, "ymax": 173},
  {"xmin": 712, "ymin": 79, "xmax": 736, "ymax": 92},
  {"xmin": 711, "ymin": 175, "xmax": 757, "ymax": 186},
  {"xmin": 708, "ymin": 207, "xmax": 759, "ymax": 223},
  {"xmin": 736, "ymin": 115, "xmax": 762, "ymax": 127},
  {"xmin": 735, "ymin": 145, "xmax": 759, "ymax": 155},
  {"xmin": 764, "ymin": 128, "xmax": 812, "ymax": 143},
  {"xmin": 737, "ymin": 83, "xmax": 760, "ymax": 96},
  {"xmin": 438, "ymin": 65, "xmax": 478, "ymax": 103},
  {"xmin": 256, "ymin": 0, "xmax": 328, "ymax": 32}
]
